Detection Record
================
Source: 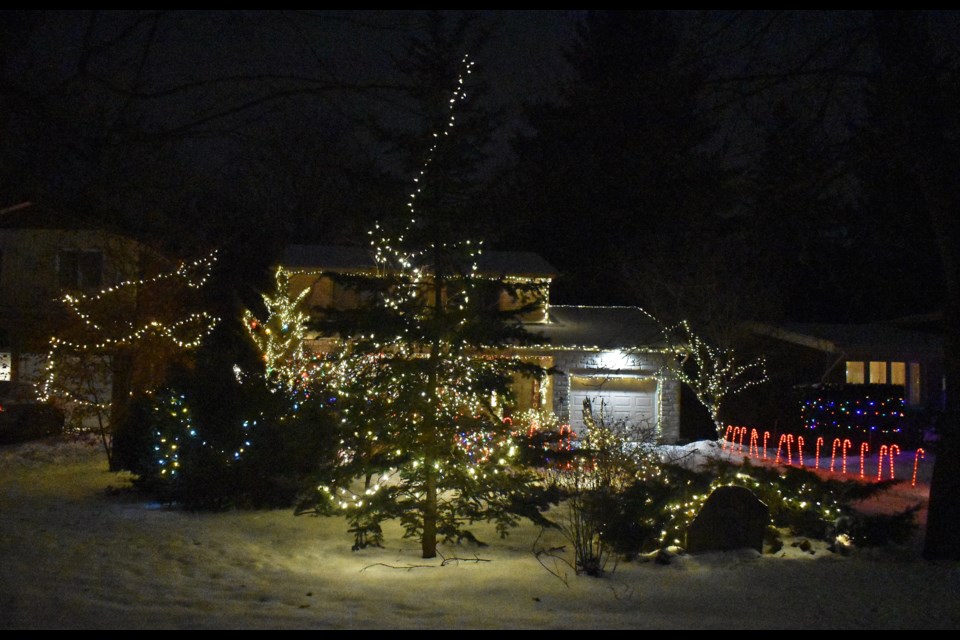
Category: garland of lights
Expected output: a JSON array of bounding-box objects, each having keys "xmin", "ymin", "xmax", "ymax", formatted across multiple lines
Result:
[
  {"xmin": 39, "ymin": 251, "xmax": 221, "ymax": 410},
  {"xmin": 151, "ymin": 391, "xmax": 259, "ymax": 479}
]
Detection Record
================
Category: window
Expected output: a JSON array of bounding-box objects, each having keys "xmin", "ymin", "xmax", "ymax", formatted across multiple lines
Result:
[
  {"xmin": 58, "ymin": 249, "xmax": 103, "ymax": 290},
  {"xmin": 849, "ymin": 360, "xmax": 922, "ymax": 404},
  {"xmin": 845, "ymin": 361, "xmax": 865, "ymax": 384},
  {"xmin": 0, "ymin": 352, "xmax": 10, "ymax": 381},
  {"xmin": 909, "ymin": 362, "xmax": 921, "ymax": 405},
  {"xmin": 890, "ymin": 362, "xmax": 906, "ymax": 386}
]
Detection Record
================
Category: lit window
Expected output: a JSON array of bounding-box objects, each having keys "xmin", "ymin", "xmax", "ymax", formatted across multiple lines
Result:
[
  {"xmin": 909, "ymin": 363, "xmax": 921, "ymax": 405},
  {"xmin": 869, "ymin": 361, "xmax": 887, "ymax": 384},
  {"xmin": 845, "ymin": 361, "xmax": 864, "ymax": 384},
  {"xmin": 0, "ymin": 352, "xmax": 10, "ymax": 381},
  {"xmin": 890, "ymin": 362, "xmax": 905, "ymax": 386}
]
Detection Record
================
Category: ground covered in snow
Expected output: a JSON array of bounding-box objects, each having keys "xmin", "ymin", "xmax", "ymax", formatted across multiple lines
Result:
[{"xmin": 1, "ymin": 437, "xmax": 958, "ymax": 629}]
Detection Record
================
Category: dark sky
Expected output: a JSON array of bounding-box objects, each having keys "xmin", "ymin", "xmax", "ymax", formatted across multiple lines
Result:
[{"xmin": 2, "ymin": 10, "xmax": 956, "ymax": 323}]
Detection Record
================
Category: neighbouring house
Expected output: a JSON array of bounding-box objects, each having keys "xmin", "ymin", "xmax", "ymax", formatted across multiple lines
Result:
[
  {"xmin": 0, "ymin": 202, "xmax": 160, "ymax": 430},
  {"xmin": 748, "ymin": 321, "xmax": 945, "ymax": 442},
  {"xmin": 279, "ymin": 245, "xmax": 682, "ymax": 444}
]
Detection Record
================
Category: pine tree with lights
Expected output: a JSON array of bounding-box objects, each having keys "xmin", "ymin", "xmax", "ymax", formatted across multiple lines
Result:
[{"xmin": 311, "ymin": 54, "xmax": 547, "ymax": 559}]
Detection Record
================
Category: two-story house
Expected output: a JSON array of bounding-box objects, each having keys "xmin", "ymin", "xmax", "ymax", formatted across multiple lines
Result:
[
  {"xmin": 0, "ymin": 203, "xmax": 148, "ymax": 385},
  {"xmin": 279, "ymin": 244, "xmax": 681, "ymax": 444},
  {"xmin": 0, "ymin": 202, "xmax": 169, "ymax": 439}
]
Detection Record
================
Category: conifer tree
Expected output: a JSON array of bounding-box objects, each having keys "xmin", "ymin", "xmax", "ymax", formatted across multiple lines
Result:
[{"xmin": 314, "ymin": 53, "xmax": 546, "ymax": 558}]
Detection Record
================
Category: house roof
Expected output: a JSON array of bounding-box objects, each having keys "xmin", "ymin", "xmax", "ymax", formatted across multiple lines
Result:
[
  {"xmin": 281, "ymin": 244, "xmax": 558, "ymax": 279},
  {"xmin": 527, "ymin": 305, "xmax": 668, "ymax": 351},
  {"xmin": 0, "ymin": 202, "xmax": 97, "ymax": 230},
  {"xmin": 778, "ymin": 323, "xmax": 944, "ymax": 359}
]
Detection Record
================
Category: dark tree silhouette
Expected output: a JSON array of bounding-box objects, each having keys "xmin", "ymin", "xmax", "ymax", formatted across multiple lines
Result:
[{"xmin": 861, "ymin": 11, "xmax": 960, "ymax": 560}]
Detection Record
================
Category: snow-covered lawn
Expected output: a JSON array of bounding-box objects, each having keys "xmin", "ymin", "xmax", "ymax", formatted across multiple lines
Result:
[{"xmin": 1, "ymin": 437, "xmax": 958, "ymax": 629}]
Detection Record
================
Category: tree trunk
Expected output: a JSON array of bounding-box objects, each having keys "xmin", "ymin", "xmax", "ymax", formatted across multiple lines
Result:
[
  {"xmin": 421, "ymin": 245, "xmax": 444, "ymax": 559},
  {"xmin": 869, "ymin": 11, "xmax": 960, "ymax": 560},
  {"xmin": 422, "ymin": 463, "xmax": 438, "ymax": 559},
  {"xmin": 922, "ymin": 192, "xmax": 960, "ymax": 559},
  {"xmin": 923, "ymin": 299, "xmax": 960, "ymax": 559},
  {"xmin": 108, "ymin": 349, "xmax": 134, "ymax": 472}
]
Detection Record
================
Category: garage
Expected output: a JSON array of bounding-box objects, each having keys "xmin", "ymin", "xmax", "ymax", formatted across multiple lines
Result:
[{"xmin": 568, "ymin": 374, "xmax": 658, "ymax": 441}]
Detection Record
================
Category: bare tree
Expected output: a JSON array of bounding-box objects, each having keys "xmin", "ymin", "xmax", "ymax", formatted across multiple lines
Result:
[{"xmin": 660, "ymin": 320, "xmax": 769, "ymax": 437}]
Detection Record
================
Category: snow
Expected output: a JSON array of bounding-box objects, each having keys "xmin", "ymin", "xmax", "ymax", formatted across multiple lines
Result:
[{"xmin": 2, "ymin": 436, "xmax": 959, "ymax": 629}]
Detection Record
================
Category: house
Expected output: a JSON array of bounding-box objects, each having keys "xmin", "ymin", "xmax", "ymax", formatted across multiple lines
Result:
[
  {"xmin": 752, "ymin": 322, "xmax": 944, "ymax": 411},
  {"xmin": 0, "ymin": 202, "xmax": 188, "ymax": 441},
  {"xmin": 0, "ymin": 203, "xmax": 150, "ymax": 387},
  {"xmin": 279, "ymin": 244, "xmax": 682, "ymax": 444},
  {"xmin": 748, "ymin": 321, "xmax": 944, "ymax": 442}
]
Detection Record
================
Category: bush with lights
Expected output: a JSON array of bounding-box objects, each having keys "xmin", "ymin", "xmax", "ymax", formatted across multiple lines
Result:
[
  {"xmin": 571, "ymin": 456, "xmax": 920, "ymax": 562},
  {"xmin": 536, "ymin": 402, "xmax": 919, "ymax": 572},
  {"xmin": 133, "ymin": 318, "xmax": 341, "ymax": 510}
]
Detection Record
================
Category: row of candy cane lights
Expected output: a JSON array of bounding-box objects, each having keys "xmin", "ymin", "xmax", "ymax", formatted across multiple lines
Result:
[{"xmin": 721, "ymin": 426, "xmax": 927, "ymax": 487}]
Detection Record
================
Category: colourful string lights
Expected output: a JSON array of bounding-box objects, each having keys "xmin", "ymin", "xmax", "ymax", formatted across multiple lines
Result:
[{"xmin": 799, "ymin": 385, "xmax": 907, "ymax": 439}]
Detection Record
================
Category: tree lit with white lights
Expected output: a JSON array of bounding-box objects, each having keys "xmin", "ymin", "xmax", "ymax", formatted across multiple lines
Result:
[{"xmin": 311, "ymin": 56, "xmax": 546, "ymax": 558}]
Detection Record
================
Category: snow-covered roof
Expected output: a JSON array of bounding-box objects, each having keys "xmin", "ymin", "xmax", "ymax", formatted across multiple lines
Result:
[
  {"xmin": 281, "ymin": 244, "xmax": 557, "ymax": 279},
  {"xmin": 526, "ymin": 305, "xmax": 668, "ymax": 351}
]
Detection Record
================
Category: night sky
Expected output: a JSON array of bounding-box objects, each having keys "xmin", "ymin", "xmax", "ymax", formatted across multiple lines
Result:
[{"xmin": 1, "ymin": 10, "xmax": 957, "ymax": 325}]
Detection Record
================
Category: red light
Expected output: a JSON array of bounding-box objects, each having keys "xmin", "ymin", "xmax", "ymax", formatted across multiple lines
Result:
[{"xmin": 913, "ymin": 448, "xmax": 925, "ymax": 487}]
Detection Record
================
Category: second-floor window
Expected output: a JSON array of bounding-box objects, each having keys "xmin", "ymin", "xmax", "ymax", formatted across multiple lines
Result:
[{"xmin": 58, "ymin": 249, "xmax": 103, "ymax": 291}]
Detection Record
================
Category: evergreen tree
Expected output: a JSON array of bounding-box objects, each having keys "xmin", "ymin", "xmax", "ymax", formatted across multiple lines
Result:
[
  {"xmin": 312, "ymin": 55, "xmax": 546, "ymax": 559},
  {"xmin": 508, "ymin": 10, "xmax": 729, "ymax": 313},
  {"xmin": 857, "ymin": 11, "xmax": 960, "ymax": 560}
]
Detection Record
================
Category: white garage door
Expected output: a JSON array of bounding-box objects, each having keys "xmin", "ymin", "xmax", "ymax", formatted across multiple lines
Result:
[{"xmin": 569, "ymin": 375, "xmax": 658, "ymax": 441}]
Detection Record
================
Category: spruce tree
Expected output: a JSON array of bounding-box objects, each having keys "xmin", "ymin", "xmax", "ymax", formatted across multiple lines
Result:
[
  {"xmin": 509, "ymin": 10, "xmax": 729, "ymax": 311},
  {"xmin": 314, "ymin": 54, "xmax": 545, "ymax": 558}
]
